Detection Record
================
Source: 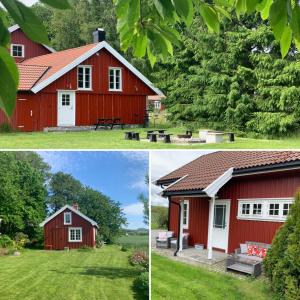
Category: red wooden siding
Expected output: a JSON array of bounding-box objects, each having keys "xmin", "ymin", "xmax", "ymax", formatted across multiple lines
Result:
[
  {"xmin": 44, "ymin": 208, "xmax": 96, "ymax": 250},
  {"xmin": 10, "ymin": 29, "xmax": 51, "ymax": 62},
  {"xmin": 218, "ymin": 171, "xmax": 300, "ymax": 253},
  {"xmin": 168, "ymin": 170, "xmax": 300, "ymax": 253},
  {"xmin": 169, "ymin": 196, "xmax": 210, "ymax": 247},
  {"xmin": 0, "ymin": 49, "xmax": 153, "ymax": 131}
]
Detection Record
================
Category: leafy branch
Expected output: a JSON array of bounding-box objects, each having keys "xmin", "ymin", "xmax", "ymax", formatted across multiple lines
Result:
[
  {"xmin": 0, "ymin": 0, "xmax": 70, "ymax": 117},
  {"xmin": 114, "ymin": 0, "xmax": 300, "ymax": 66}
]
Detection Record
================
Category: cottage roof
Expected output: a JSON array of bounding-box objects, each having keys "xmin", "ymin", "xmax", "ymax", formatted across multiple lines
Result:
[
  {"xmin": 157, "ymin": 151, "xmax": 300, "ymax": 194},
  {"xmin": 17, "ymin": 41, "xmax": 163, "ymax": 96},
  {"xmin": 40, "ymin": 205, "xmax": 98, "ymax": 228}
]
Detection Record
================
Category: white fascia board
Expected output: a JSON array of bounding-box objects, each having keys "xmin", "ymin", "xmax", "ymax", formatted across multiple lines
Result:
[
  {"xmin": 8, "ymin": 24, "xmax": 56, "ymax": 53},
  {"xmin": 203, "ymin": 167, "xmax": 234, "ymax": 198},
  {"xmin": 39, "ymin": 204, "xmax": 98, "ymax": 228},
  {"xmin": 32, "ymin": 41, "xmax": 163, "ymax": 96},
  {"xmin": 159, "ymin": 174, "xmax": 189, "ymax": 196}
]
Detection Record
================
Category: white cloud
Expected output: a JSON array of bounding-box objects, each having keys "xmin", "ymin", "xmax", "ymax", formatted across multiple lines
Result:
[
  {"xmin": 123, "ymin": 202, "xmax": 144, "ymax": 216},
  {"xmin": 120, "ymin": 151, "xmax": 149, "ymax": 164}
]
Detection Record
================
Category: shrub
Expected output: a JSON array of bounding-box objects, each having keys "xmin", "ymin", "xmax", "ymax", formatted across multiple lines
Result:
[
  {"xmin": 121, "ymin": 245, "xmax": 129, "ymax": 252},
  {"xmin": 151, "ymin": 206, "xmax": 168, "ymax": 229},
  {"xmin": 133, "ymin": 272, "xmax": 149, "ymax": 299},
  {"xmin": 0, "ymin": 235, "xmax": 14, "ymax": 248},
  {"xmin": 14, "ymin": 232, "xmax": 29, "ymax": 250},
  {"xmin": 129, "ymin": 251, "xmax": 149, "ymax": 271},
  {"xmin": 0, "ymin": 122, "xmax": 13, "ymax": 133},
  {"xmin": 264, "ymin": 191, "xmax": 300, "ymax": 300},
  {"xmin": 95, "ymin": 234, "xmax": 104, "ymax": 248}
]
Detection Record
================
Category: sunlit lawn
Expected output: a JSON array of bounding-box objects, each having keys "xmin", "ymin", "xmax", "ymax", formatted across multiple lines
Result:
[
  {"xmin": 0, "ymin": 127, "xmax": 299, "ymax": 149},
  {"xmin": 152, "ymin": 253, "xmax": 274, "ymax": 300},
  {"xmin": 0, "ymin": 246, "xmax": 143, "ymax": 300}
]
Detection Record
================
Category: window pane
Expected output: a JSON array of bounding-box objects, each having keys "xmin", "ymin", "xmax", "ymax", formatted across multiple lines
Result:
[
  {"xmin": 283, "ymin": 203, "xmax": 291, "ymax": 216},
  {"xmin": 214, "ymin": 205, "xmax": 226, "ymax": 229},
  {"xmin": 242, "ymin": 203, "xmax": 250, "ymax": 215},
  {"xmin": 269, "ymin": 203, "xmax": 279, "ymax": 216},
  {"xmin": 253, "ymin": 203, "xmax": 262, "ymax": 215}
]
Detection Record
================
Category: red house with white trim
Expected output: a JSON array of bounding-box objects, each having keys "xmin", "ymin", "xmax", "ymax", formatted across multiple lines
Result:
[
  {"xmin": 156, "ymin": 151, "xmax": 300, "ymax": 259},
  {"xmin": 40, "ymin": 204, "xmax": 98, "ymax": 250},
  {"xmin": 1, "ymin": 25, "xmax": 163, "ymax": 131}
]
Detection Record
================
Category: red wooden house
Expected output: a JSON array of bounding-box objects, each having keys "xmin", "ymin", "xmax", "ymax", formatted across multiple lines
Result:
[
  {"xmin": 1, "ymin": 26, "xmax": 162, "ymax": 131},
  {"xmin": 156, "ymin": 151, "xmax": 300, "ymax": 259},
  {"xmin": 40, "ymin": 204, "xmax": 98, "ymax": 250}
]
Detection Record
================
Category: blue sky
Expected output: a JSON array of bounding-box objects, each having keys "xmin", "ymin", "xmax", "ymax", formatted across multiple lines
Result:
[{"xmin": 38, "ymin": 151, "xmax": 149, "ymax": 229}]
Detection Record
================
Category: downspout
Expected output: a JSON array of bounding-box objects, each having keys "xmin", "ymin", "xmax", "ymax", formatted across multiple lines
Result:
[
  {"xmin": 167, "ymin": 196, "xmax": 171, "ymax": 231},
  {"xmin": 170, "ymin": 200, "xmax": 182, "ymax": 257}
]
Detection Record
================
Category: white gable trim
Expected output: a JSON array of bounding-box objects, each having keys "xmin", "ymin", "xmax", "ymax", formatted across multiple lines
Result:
[
  {"xmin": 159, "ymin": 174, "xmax": 189, "ymax": 196},
  {"xmin": 203, "ymin": 167, "xmax": 234, "ymax": 197},
  {"xmin": 8, "ymin": 24, "xmax": 56, "ymax": 53},
  {"xmin": 39, "ymin": 205, "xmax": 98, "ymax": 228},
  {"xmin": 31, "ymin": 41, "xmax": 164, "ymax": 96}
]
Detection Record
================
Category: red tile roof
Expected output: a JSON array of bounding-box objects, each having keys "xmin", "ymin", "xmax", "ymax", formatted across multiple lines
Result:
[
  {"xmin": 18, "ymin": 44, "xmax": 96, "ymax": 90},
  {"xmin": 158, "ymin": 151, "xmax": 300, "ymax": 192},
  {"xmin": 18, "ymin": 64, "xmax": 49, "ymax": 91}
]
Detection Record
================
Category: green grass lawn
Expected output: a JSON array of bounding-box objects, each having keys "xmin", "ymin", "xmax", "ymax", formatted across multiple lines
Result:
[
  {"xmin": 152, "ymin": 253, "xmax": 274, "ymax": 300},
  {"xmin": 0, "ymin": 246, "xmax": 144, "ymax": 300},
  {"xmin": 116, "ymin": 235, "xmax": 148, "ymax": 251},
  {"xmin": 0, "ymin": 128, "xmax": 300, "ymax": 149}
]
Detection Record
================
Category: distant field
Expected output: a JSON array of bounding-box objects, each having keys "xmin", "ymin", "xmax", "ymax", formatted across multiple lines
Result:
[
  {"xmin": 116, "ymin": 235, "xmax": 148, "ymax": 251},
  {"xmin": 0, "ymin": 128, "xmax": 300, "ymax": 149}
]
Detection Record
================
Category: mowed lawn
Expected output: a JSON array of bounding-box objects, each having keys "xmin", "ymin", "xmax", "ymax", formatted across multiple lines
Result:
[
  {"xmin": 152, "ymin": 254, "xmax": 274, "ymax": 300},
  {"xmin": 0, "ymin": 246, "xmax": 143, "ymax": 300},
  {"xmin": 0, "ymin": 128, "xmax": 300, "ymax": 149}
]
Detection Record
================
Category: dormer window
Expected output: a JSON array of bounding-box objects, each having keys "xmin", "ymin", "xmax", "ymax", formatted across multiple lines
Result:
[
  {"xmin": 64, "ymin": 212, "xmax": 72, "ymax": 225},
  {"xmin": 11, "ymin": 44, "xmax": 24, "ymax": 58},
  {"xmin": 109, "ymin": 67, "xmax": 122, "ymax": 91}
]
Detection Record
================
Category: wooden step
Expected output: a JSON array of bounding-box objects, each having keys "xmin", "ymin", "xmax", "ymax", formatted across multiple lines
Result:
[{"xmin": 227, "ymin": 262, "xmax": 253, "ymax": 274}]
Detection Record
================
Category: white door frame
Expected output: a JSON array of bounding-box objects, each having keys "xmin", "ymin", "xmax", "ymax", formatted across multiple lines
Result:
[
  {"xmin": 207, "ymin": 199, "xmax": 231, "ymax": 253},
  {"xmin": 57, "ymin": 90, "xmax": 76, "ymax": 126}
]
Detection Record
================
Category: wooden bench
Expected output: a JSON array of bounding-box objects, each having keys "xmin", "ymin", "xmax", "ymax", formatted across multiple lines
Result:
[
  {"xmin": 148, "ymin": 133, "xmax": 157, "ymax": 142},
  {"xmin": 163, "ymin": 134, "xmax": 172, "ymax": 143}
]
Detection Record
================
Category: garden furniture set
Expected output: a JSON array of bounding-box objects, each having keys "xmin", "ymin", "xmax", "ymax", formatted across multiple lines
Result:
[{"xmin": 94, "ymin": 118, "xmax": 125, "ymax": 130}]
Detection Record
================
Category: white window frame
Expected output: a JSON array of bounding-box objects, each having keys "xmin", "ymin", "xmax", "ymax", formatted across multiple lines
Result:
[
  {"xmin": 154, "ymin": 101, "xmax": 161, "ymax": 110},
  {"xmin": 109, "ymin": 67, "xmax": 122, "ymax": 91},
  {"xmin": 64, "ymin": 212, "xmax": 72, "ymax": 225},
  {"xmin": 11, "ymin": 44, "xmax": 25, "ymax": 58},
  {"xmin": 68, "ymin": 227, "xmax": 82, "ymax": 242},
  {"xmin": 237, "ymin": 198, "xmax": 293, "ymax": 222},
  {"xmin": 77, "ymin": 65, "xmax": 92, "ymax": 90},
  {"xmin": 182, "ymin": 200, "xmax": 189, "ymax": 229}
]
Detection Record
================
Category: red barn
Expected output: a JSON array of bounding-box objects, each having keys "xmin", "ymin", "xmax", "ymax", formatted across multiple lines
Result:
[
  {"xmin": 40, "ymin": 204, "xmax": 98, "ymax": 250},
  {"xmin": 1, "ymin": 26, "xmax": 163, "ymax": 131},
  {"xmin": 156, "ymin": 151, "xmax": 300, "ymax": 259}
]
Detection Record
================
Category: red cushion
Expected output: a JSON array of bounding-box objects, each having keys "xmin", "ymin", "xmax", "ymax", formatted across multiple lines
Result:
[
  {"xmin": 247, "ymin": 245, "xmax": 253, "ymax": 256},
  {"xmin": 252, "ymin": 245, "xmax": 259, "ymax": 256},
  {"xmin": 261, "ymin": 247, "xmax": 267, "ymax": 258}
]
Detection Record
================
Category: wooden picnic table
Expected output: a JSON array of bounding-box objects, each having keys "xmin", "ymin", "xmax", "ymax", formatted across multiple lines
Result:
[{"xmin": 94, "ymin": 118, "xmax": 125, "ymax": 130}]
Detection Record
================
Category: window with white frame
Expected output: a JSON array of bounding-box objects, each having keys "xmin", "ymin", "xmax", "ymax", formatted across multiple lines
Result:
[
  {"xmin": 154, "ymin": 101, "xmax": 161, "ymax": 110},
  {"xmin": 68, "ymin": 227, "xmax": 82, "ymax": 242},
  {"xmin": 11, "ymin": 44, "xmax": 24, "ymax": 57},
  {"xmin": 238, "ymin": 199, "xmax": 293, "ymax": 221},
  {"xmin": 109, "ymin": 67, "xmax": 122, "ymax": 91},
  {"xmin": 182, "ymin": 200, "xmax": 189, "ymax": 229},
  {"xmin": 64, "ymin": 212, "xmax": 72, "ymax": 225},
  {"xmin": 78, "ymin": 66, "xmax": 92, "ymax": 90}
]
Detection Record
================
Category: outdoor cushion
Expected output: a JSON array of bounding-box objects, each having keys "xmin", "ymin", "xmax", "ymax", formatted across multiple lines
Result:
[
  {"xmin": 258, "ymin": 247, "xmax": 267, "ymax": 258},
  {"xmin": 240, "ymin": 243, "xmax": 247, "ymax": 254},
  {"xmin": 166, "ymin": 231, "xmax": 174, "ymax": 238},
  {"xmin": 247, "ymin": 245, "xmax": 254, "ymax": 255},
  {"xmin": 158, "ymin": 232, "xmax": 167, "ymax": 240}
]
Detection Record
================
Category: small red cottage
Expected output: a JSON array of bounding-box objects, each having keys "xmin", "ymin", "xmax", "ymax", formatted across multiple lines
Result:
[
  {"xmin": 40, "ymin": 204, "xmax": 98, "ymax": 250},
  {"xmin": 1, "ymin": 25, "xmax": 163, "ymax": 131},
  {"xmin": 156, "ymin": 151, "xmax": 300, "ymax": 260}
]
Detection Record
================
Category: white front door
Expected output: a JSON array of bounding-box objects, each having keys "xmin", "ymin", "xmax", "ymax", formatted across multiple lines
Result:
[
  {"xmin": 212, "ymin": 200, "xmax": 231, "ymax": 252},
  {"xmin": 57, "ymin": 91, "xmax": 75, "ymax": 126}
]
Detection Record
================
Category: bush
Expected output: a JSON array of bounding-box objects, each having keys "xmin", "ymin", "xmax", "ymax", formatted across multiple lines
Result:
[
  {"xmin": 0, "ymin": 122, "xmax": 13, "ymax": 133},
  {"xmin": 95, "ymin": 234, "xmax": 104, "ymax": 248},
  {"xmin": 0, "ymin": 235, "xmax": 14, "ymax": 248},
  {"xmin": 151, "ymin": 206, "xmax": 168, "ymax": 229},
  {"xmin": 133, "ymin": 272, "xmax": 149, "ymax": 299},
  {"xmin": 121, "ymin": 245, "xmax": 129, "ymax": 252},
  {"xmin": 264, "ymin": 192, "xmax": 300, "ymax": 300},
  {"xmin": 14, "ymin": 232, "xmax": 29, "ymax": 250},
  {"xmin": 129, "ymin": 251, "xmax": 149, "ymax": 271}
]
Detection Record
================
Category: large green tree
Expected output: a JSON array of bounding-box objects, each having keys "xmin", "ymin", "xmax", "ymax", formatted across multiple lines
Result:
[
  {"xmin": 0, "ymin": 152, "xmax": 47, "ymax": 240},
  {"xmin": 48, "ymin": 172, "xmax": 127, "ymax": 242}
]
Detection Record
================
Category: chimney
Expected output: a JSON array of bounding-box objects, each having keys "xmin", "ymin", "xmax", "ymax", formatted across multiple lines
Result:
[
  {"xmin": 72, "ymin": 203, "xmax": 79, "ymax": 210},
  {"xmin": 93, "ymin": 28, "xmax": 106, "ymax": 43}
]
